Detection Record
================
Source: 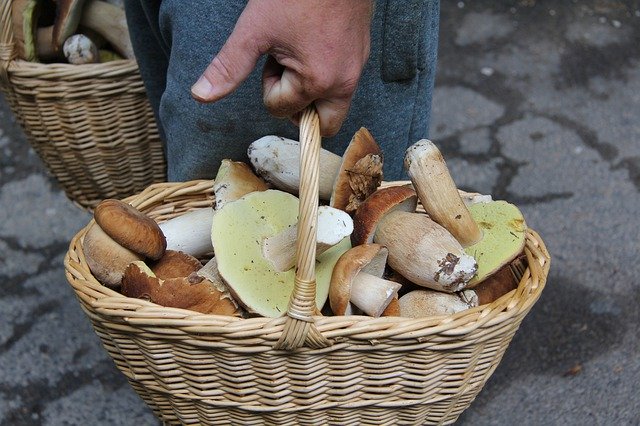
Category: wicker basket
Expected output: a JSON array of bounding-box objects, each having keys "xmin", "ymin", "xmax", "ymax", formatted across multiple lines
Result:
[
  {"xmin": 0, "ymin": 0, "xmax": 166, "ymax": 210},
  {"xmin": 64, "ymin": 108, "xmax": 550, "ymax": 425}
]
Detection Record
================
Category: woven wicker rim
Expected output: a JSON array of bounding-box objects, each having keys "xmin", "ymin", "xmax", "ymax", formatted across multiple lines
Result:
[{"xmin": 64, "ymin": 180, "xmax": 550, "ymax": 352}]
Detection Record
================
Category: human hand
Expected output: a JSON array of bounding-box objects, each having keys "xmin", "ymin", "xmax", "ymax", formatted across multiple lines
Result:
[{"xmin": 190, "ymin": 0, "xmax": 374, "ymax": 137}]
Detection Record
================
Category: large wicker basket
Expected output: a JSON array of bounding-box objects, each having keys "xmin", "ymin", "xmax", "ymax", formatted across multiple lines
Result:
[
  {"xmin": 0, "ymin": 0, "xmax": 166, "ymax": 210},
  {"xmin": 64, "ymin": 109, "xmax": 550, "ymax": 425}
]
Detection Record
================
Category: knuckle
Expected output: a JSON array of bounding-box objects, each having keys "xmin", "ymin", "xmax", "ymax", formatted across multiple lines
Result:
[{"xmin": 206, "ymin": 54, "xmax": 235, "ymax": 84}]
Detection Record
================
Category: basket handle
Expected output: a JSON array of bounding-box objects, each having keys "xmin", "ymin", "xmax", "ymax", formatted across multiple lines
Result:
[
  {"xmin": 0, "ymin": 0, "xmax": 16, "ymax": 89},
  {"xmin": 274, "ymin": 105, "xmax": 332, "ymax": 350}
]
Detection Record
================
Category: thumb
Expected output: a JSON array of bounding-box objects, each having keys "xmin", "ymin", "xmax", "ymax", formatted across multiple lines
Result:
[{"xmin": 191, "ymin": 27, "xmax": 261, "ymax": 103}]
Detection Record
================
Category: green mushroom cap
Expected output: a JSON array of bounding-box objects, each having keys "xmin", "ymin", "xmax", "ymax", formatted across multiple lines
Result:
[
  {"xmin": 465, "ymin": 200, "xmax": 527, "ymax": 287},
  {"xmin": 211, "ymin": 190, "xmax": 351, "ymax": 318}
]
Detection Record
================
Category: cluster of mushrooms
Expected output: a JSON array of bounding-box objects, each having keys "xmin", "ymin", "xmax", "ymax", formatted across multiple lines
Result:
[
  {"xmin": 11, "ymin": 0, "xmax": 130, "ymax": 65},
  {"xmin": 82, "ymin": 128, "xmax": 527, "ymax": 319}
]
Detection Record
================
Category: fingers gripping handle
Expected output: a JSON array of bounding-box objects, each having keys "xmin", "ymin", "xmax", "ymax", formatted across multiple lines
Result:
[{"xmin": 274, "ymin": 106, "xmax": 332, "ymax": 350}]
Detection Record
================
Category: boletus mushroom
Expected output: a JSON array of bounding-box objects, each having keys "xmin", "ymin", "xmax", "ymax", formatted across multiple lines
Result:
[
  {"xmin": 329, "ymin": 244, "xmax": 401, "ymax": 317},
  {"xmin": 63, "ymin": 33, "xmax": 99, "ymax": 64},
  {"xmin": 404, "ymin": 139, "xmax": 526, "ymax": 286},
  {"xmin": 210, "ymin": 190, "xmax": 351, "ymax": 318},
  {"xmin": 83, "ymin": 199, "xmax": 166, "ymax": 287},
  {"xmin": 262, "ymin": 205, "xmax": 353, "ymax": 272},
  {"xmin": 158, "ymin": 159, "xmax": 268, "ymax": 257},
  {"xmin": 11, "ymin": 0, "xmax": 60, "ymax": 61},
  {"xmin": 122, "ymin": 258, "xmax": 240, "ymax": 316},
  {"xmin": 52, "ymin": 0, "xmax": 134, "ymax": 59},
  {"xmin": 351, "ymin": 185, "xmax": 477, "ymax": 293},
  {"xmin": 248, "ymin": 127, "xmax": 383, "ymax": 214},
  {"xmin": 398, "ymin": 260, "xmax": 522, "ymax": 318}
]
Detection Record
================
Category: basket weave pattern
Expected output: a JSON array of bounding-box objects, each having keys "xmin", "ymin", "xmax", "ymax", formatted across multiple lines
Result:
[
  {"xmin": 64, "ymin": 179, "xmax": 550, "ymax": 425},
  {"xmin": 0, "ymin": 1, "xmax": 166, "ymax": 210}
]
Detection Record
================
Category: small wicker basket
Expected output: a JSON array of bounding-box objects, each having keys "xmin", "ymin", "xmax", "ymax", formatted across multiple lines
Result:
[
  {"xmin": 0, "ymin": 0, "xmax": 166, "ymax": 210},
  {"xmin": 64, "ymin": 108, "xmax": 550, "ymax": 425}
]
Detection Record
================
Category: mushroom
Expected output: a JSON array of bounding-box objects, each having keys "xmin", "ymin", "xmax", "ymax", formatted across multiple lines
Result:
[
  {"xmin": 248, "ymin": 135, "xmax": 342, "ymax": 200},
  {"xmin": 404, "ymin": 139, "xmax": 526, "ymax": 286},
  {"xmin": 248, "ymin": 128, "xmax": 383, "ymax": 213},
  {"xmin": 398, "ymin": 260, "xmax": 522, "ymax": 318},
  {"xmin": 329, "ymin": 244, "xmax": 401, "ymax": 317},
  {"xmin": 262, "ymin": 205, "xmax": 353, "ymax": 272},
  {"xmin": 351, "ymin": 186, "xmax": 477, "ymax": 293},
  {"xmin": 328, "ymin": 127, "xmax": 383, "ymax": 214},
  {"xmin": 93, "ymin": 199, "xmax": 166, "ymax": 259},
  {"xmin": 398, "ymin": 290, "xmax": 473, "ymax": 318},
  {"xmin": 150, "ymin": 250, "xmax": 203, "ymax": 279},
  {"xmin": 52, "ymin": 0, "xmax": 134, "ymax": 59},
  {"xmin": 121, "ymin": 261, "xmax": 240, "ymax": 316},
  {"xmin": 82, "ymin": 199, "xmax": 166, "ymax": 287},
  {"xmin": 11, "ymin": 0, "xmax": 60, "ymax": 61},
  {"xmin": 158, "ymin": 160, "xmax": 268, "ymax": 257},
  {"xmin": 63, "ymin": 33, "xmax": 99, "ymax": 64},
  {"xmin": 82, "ymin": 223, "xmax": 142, "ymax": 287},
  {"xmin": 213, "ymin": 159, "xmax": 269, "ymax": 210},
  {"xmin": 158, "ymin": 208, "xmax": 215, "ymax": 257},
  {"xmin": 210, "ymin": 189, "xmax": 351, "ymax": 318}
]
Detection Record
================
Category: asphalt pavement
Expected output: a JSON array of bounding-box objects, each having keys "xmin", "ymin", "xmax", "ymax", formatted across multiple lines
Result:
[{"xmin": 1, "ymin": 1, "xmax": 639, "ymax": 425}]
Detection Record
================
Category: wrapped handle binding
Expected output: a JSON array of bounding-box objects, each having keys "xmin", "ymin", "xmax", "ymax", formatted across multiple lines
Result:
[{"xmin": 274, "ymin": 105, "xmax": 332, "ymax": 350}]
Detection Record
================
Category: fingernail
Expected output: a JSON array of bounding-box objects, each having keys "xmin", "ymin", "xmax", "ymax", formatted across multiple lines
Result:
[{"xmin": 191, "ymin": 76, "xmax": 216, "ymax": 101}]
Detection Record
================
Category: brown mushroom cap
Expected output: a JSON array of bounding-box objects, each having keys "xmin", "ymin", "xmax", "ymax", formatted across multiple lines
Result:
[
  {"xmin": 94, "ymin": 199, "xmax": 166, "ymax": 260},
  {"xmin": 150, "ymin": 250, "xmax": 202, "ymax": 280},
  {"xmin": 329, "ymin": 243, "xmax": 395, "ymax": 316},
  {"xmin": 330, "ymin": 127, "xmax": 383, "ymax": 214},
  {"xmin": 82, "ymin": 223, "xmax": 142, "ymax": 287},
  {"xmin": 122, "ymin": 262, "xmax": 240, "ymax": 316},
  {"xmin": 351, "ymin": 185, "xmax": 418, "ymax": 246}
]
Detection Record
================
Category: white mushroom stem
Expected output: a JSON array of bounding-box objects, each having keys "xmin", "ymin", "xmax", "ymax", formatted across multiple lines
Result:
[
  {"xmin": 262, "ymin": 206, "xmax": 353, "ymax": 272},
  {"xmin": 350, "ymin": 272, "xmax": 401, "ymax": 317},
  {"xmin": 248, "ymin": 136, "xmax": 342, "ymax": 200},
  {"xmin": 63, "ymin": 34, "xmax": 99, "ymax": 64},
  {"xmin": 404, "ymin": 140, "xmax": 482, "ymax": 247},
  {"xmin": 159, "ymin": 208, "xmax": 214, "ymax": 257},
  {"xmin": 157, "ymin": 162, "xmax": 267, "ymax": 258},
  {"xmin": 374, "ymin": 210, "xmax": 477, "ymax": 292}
]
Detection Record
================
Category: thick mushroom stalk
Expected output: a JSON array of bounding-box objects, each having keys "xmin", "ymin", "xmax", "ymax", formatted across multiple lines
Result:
[
  {"xmin": 351, "ymin": 186, "xmax": 477, "ymax": 293},
  {"xmin": 399, "ymin": 260, "xmax": 522, "ymax": 318},
  {"xmin": 330, "ymin": 244, "xmax": 401, "ymax": 317},
  {"xmin": 159, "ymin": 160, "xmax": 267, "ymax": 257},
  {"xmin": 262, "ymin": 206, "xmax": 353, "ymax": 272},
  {"xmin": 404, "ymin": 140, "xmax": 482, "ymax": 247},
  {"xmin": 404, "ymin": 139, "xmax": 527, "ymax": 286},
  {"xmin": 248, "ymin": 128, "xmax": 383, "ymax": 213},
  {"xmin": 248, "ymin": 136, "xmax": 342, "ymax": 200},
  {"xmin": 375, "ymin": 211, "xmax": 477, "ymax": 292}
]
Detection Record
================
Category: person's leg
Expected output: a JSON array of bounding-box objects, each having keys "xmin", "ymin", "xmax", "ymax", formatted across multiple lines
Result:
[
  {"xmin": 127, "ymin": 0, "xmax": 440, "ymax": 182},
  {"xmin": 124, "ymin": 0, "xmax": 170, "ymax": 145}
]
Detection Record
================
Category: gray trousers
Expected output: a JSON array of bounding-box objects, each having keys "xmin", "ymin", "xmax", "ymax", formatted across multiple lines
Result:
[{"xmin": 125, "ymin": 1, "xmax": 440, "ymax": 182}]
